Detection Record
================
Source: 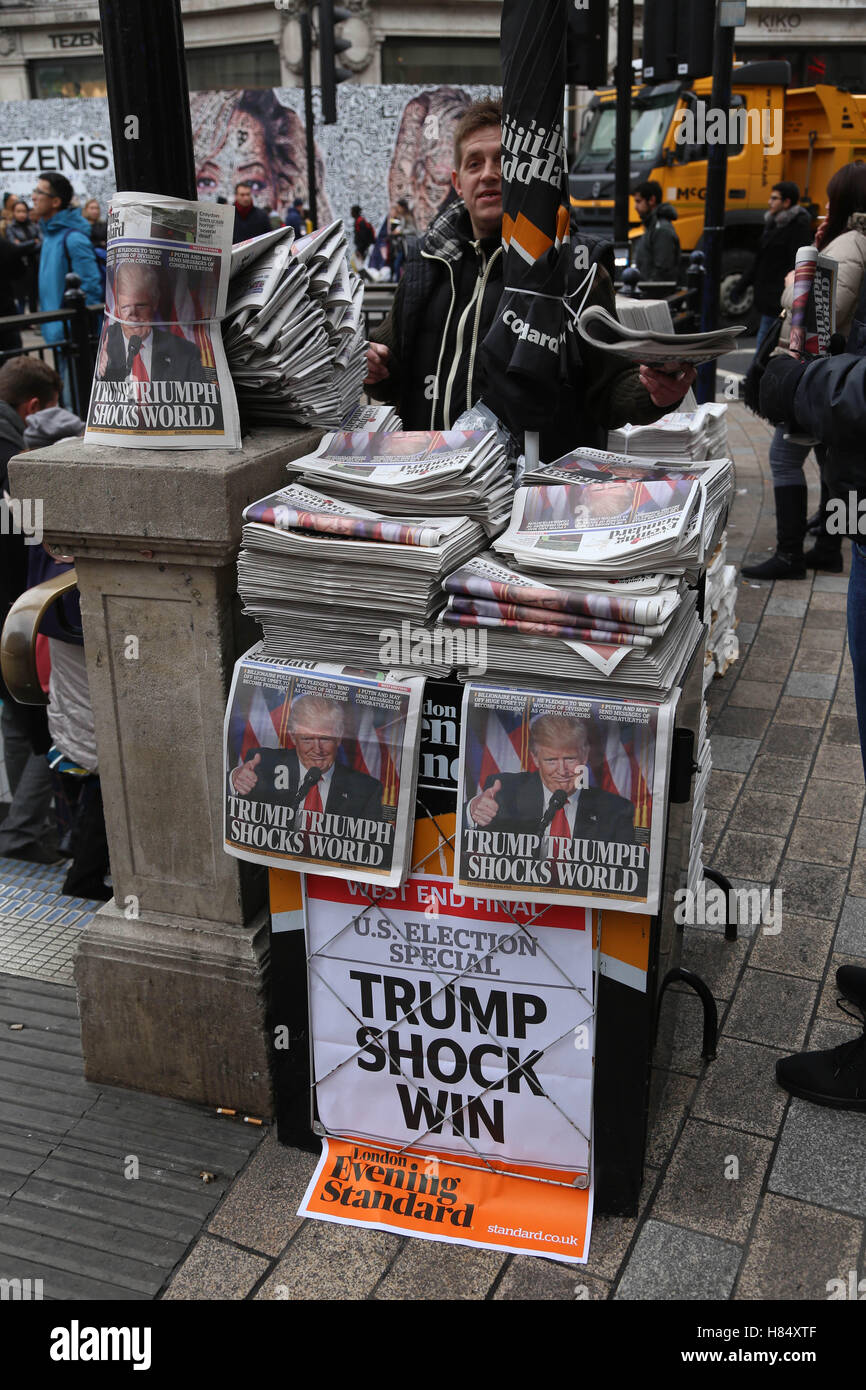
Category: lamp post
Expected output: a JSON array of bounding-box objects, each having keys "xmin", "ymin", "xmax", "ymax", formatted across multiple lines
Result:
[
  {"xmin": 697, "ymin": 0, "xmax": 747, "ymax": 403},
  {"xmin": 98, "ymin": 0, "xmax": 196, "ymax": 199}
]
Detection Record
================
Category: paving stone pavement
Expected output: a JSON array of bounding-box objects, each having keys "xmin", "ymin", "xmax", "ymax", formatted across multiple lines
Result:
[{"xmin": 4, "ymin": 404, "xmax": 866, "ymax": 1301}]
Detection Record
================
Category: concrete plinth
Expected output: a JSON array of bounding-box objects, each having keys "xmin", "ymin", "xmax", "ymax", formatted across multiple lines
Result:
[{"xmin": 10, "ymin": 426, "xmax": 321, "ymax": 1115}]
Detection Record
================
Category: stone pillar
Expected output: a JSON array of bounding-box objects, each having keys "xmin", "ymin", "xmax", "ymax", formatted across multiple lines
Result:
[{"xmin": 10, "ymin": 427, "xmax": 320, "ymax": 1115}]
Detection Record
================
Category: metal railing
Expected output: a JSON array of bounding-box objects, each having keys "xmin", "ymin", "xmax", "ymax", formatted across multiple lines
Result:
[
  {"xmin": 0, "ymin": 273, "xmax": 103, "ymax": 419},
  {"xmin": 361, "ymin": 281, "xmax": 397, "ymax": 339}
]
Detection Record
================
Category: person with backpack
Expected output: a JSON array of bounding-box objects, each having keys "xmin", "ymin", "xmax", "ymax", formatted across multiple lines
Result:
[
  {"xmin": 350, "ymin": 204, "xmax": 375, "ymax": 267},
  {"xmin": 32, "ymin": 173, "xmax": 103, "ymax": 404}
]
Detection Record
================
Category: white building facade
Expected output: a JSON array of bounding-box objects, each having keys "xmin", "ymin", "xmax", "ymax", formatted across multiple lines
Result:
[{"xmin": 0, "ymin": 1, "xmax": 862, "ymax": 102}]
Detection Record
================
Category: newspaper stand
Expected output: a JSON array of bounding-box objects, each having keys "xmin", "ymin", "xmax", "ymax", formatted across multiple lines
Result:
[{"xmin": 268, "ymin": 597, "xmax": 717, "ymax": 1218}]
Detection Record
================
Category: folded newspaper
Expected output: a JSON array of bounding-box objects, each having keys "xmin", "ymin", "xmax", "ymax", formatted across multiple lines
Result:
[
  {"xmin": 578, "ymin": 304, "xmax": 744, "ymax": 365},
  {"xmin": 224, "ymin": 645, "xmax": 424, "ymax": 885},
  {"xmin": 454, "ymin": 681, "xmax": 679, "ymax": 914},
  {"xmin": 493, "ymin": 458, "xmax": 733, "ymax": 577},
  {"xmin": 224, "ymin": 219, "xmax": 367, "ymax": 429},
  {"xmin": 85, "ymin": 192, "xmax": 241, "ymax": 449},
  {"xmin": 286, "ymin": 429, "xmax": 514, "ymax": 536}
]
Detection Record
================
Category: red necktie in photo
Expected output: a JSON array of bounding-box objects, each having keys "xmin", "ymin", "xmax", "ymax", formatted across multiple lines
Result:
[
  {"xmin": 549, "ymin": 802, "xmax": 570, "ymax": 857},
  {"xmin": 303, "ymin": 782, "xmax": 323, "ymax": 816}
]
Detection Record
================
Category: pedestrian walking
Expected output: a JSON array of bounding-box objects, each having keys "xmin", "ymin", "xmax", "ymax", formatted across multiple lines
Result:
[
  {"xmin": 31, "ymin": 173, "xmax": 102, "ymax": 405},
  {"xmin": 733, "ymin": 181, "xmax": 813, "ymax": 348},
  {"xmin": 5, "ymin": 200, "xmax": 41, "ymax": 312}
]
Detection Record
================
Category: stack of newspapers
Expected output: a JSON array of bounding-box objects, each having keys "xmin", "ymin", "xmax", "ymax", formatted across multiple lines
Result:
[
  {"xmin": 224, "ymin": 220, "xmax": 367, "ymax": 428},
  {"xmin": 286, "ymin": 428, "xmax": 514, "ymax": 535},
  {"xmin": 703, "ymin": 534, "xmax": 740, "ymax": 688},
  {"xmin": 237, "ymin": 481, "xmax": 485, "ymax": 668},
  {"xmin": 340, "ymin": 402, "xmax": 402, "ymax": 432},
  {"xmin": 608, "ymin": 402, "xmax": 728, "ymax": 461},
  {"xmin": 505, "ymin": 449, "xmax": 735, "ymax": 578},
  {"xmin": 438, "ymin": 448, "xmax": 734, "ymax": 694},
  {"xmin": 438, "ymin": 551, "xmax": 701, "ymax": 693},
  {"xmin": 687, "ymin": 695, "xmax": 712, "ymax": 897}
]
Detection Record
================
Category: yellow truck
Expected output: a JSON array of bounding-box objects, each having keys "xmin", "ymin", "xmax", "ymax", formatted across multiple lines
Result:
[{"xmin": 569, "ymin": 60, "xmax": 866, "ymax": 324}]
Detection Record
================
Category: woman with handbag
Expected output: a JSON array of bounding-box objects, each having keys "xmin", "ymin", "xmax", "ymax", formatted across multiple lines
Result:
[{"xmin": 741, "ymin": 162, "xmax": 866, "ymax": 580}]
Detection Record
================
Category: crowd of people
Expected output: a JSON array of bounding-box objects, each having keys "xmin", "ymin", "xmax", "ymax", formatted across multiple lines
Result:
[{"xmin": 229, "ymin": 181, "xmax": 314, "ymax": 244}]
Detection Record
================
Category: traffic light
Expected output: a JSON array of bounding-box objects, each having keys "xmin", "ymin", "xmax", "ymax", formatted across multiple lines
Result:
[
  {"xmin": 643, "ymin": 0, "xmax": 715, "ymax": 83},
  {"xmin": 319, "ymin": 0, "xmax": 352, "ymax": 125},
  {"xmin": 565, "ymin": 0, "xmax": 609, "ymax": 88}
]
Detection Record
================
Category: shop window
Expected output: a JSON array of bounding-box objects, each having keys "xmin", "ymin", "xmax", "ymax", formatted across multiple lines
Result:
[
  {"xmin": 185, "ymin": 43, "xmax": 280, "ymax": 92},
  {"xmin": 31, "ymin": 58, "xmax": 107, "ymax": 99},
  {"xmin": 30, "ymin": 42, "xmax": 280, "ymax": 101},
  {"xmin": 382, "ymin": 38, "xmax": 501, "ymax": 85}
]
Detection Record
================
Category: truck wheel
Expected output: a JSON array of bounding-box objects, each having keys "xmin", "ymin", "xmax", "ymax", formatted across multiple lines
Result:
[{"xmin": 720, "ymin": 249, "xmax": 759, "ymax": 333}]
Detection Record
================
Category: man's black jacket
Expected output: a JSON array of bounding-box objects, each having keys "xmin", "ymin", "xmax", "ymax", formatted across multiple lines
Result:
[
  {"xmin": 468, "ymin": 772, "xmax": 636, "ymax": 845},
  {"xmin": 741, "ymin": 206, "xmax": 813, "ymax": 316},
  {"xmin": 369, "ymin": 199, "xmax": 669, "ymax": 461}
]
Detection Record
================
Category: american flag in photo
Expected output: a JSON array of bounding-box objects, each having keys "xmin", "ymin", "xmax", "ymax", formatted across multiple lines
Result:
[
  {"xmin": 465, "ymin": 704, "xmax": 530, "ymax": 797},
  {"xmin": 168, "ymin": 277, "xmax": 215, "ymax": 369},
  {"xmin": 599, "ymin": 720, "xmax": 654, "ymax": 829},
  {"xmin": 468, "ymin": 700, "xmax": 653, "ymax": 821},
  {"xmin": 231, "ymin": 683, "xmax": 291, "ymax": 764},
  {"xmin": 341, "ymin": 701, "xmax": 403, "ymax": 808}
]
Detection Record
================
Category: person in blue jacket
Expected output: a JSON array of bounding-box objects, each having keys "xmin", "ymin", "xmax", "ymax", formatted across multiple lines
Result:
[{"xmin": 31, "ymin": 173, "xmax": 103, "ymax": 403}]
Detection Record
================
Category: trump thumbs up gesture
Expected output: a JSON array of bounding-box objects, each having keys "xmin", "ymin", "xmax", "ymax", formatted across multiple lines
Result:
[
  {"xmin": 469, "ymin": 778, "xmax": 502, "ymax": 828},
  {"xmin": 231, "ymin": 751, "xmax": 261, "ymax": 795}
]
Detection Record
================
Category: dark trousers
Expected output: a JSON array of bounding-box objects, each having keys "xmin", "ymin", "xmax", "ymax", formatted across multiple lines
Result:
[
  {"xmin": 56, "ymin": 773, "xmax": 111, "ymax": 901},
  {"xmin": 0, "ymin": 700, "xmax": 56, "ymax": 855},
  {"xmin": 849, "ymin": 542, "xmax": 866, "ymax": 784}
]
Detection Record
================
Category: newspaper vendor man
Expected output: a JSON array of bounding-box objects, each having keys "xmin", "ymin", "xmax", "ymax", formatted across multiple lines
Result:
[
  {"xmin": 98, "ymin": 263, "xmax": 207, "ymax": 384},
  {"xmin": 365, "ymin": 97, "xmax": 695, "ymax": 455},
  {"xmin": 230, "ymin": 694, "xmax": 384, "ymax": 822},
  {"xmin": 466, "ymin": 713, "xmax": 635, "ymax": 849}
]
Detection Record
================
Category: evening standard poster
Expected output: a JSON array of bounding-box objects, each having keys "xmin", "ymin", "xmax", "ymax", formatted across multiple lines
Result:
[
  {"xmin": 300, "ymin": 868, "xmax": 594, "ymax": 1260},
  {"xmin": 454, "ymin": 682, "xmax": 678, "ymax": 914},
  {"xmin": 223, "ymin": 645, "xmax": 423, "ymax": 885}
]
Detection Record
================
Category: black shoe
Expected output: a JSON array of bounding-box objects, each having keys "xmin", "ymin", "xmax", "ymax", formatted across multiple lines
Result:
[
  {"xmin": 806, "ymin": 509, "xmax": 822, "ymax": 534},
  {"xmin": 741, "ymin": 550, "xmax": 806, "ymax": 580},
  {"xmin": 62, "ymin": 875, "xmax": 112, "ymax": 902},
  {"xmin": 837, "ymin": 964, "xmax": 866, "ymax": 1012},
  {"xmin": 803, "ymin": 543, "xmax": 844, "ymax": 573},
  {"xmin": 776, "ymin": 1032, "xmax": 866, "ymax": 1110},
  {"xmin": 1, "ymin": 842, "xmax": 65, "ymax": 866}
]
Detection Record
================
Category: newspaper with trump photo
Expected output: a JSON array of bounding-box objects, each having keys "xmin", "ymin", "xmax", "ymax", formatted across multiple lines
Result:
[
  {"xmin": 85, "ymin": 191, "xmax": 241, "ymax": 448},
  {"xmin": 454, "ymin": 682, "xmax": 678, "ymax": 913},
  {"xmin": 223, "ymin": 645, "xmax": 423, "ymax": 885}
]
